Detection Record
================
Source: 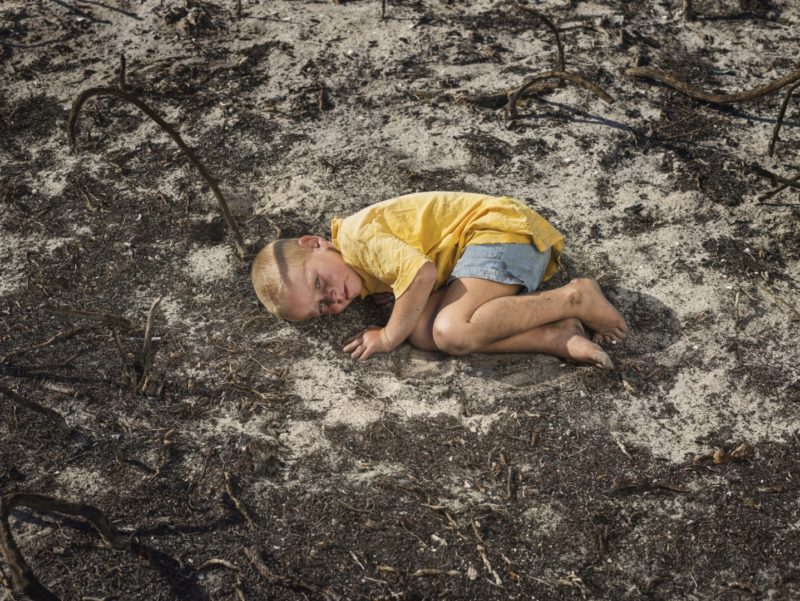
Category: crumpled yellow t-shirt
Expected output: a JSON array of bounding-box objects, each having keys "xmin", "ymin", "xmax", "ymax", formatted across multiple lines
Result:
[{"xmin": 331, "ymin": 191, "xmax": 564, "ymax": 298}]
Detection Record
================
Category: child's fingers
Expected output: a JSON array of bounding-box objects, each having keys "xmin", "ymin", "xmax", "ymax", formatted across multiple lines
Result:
[{"xmin": 343, "ymin": 337, "xmax": 360, "ymax": 352}]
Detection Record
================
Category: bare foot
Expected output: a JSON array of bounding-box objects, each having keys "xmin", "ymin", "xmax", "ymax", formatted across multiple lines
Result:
[
  {"xmin": 569, "ymin": 278, "xmax": 628, "ymax": 344},
  {"xmin": 562, "ymin": 319, "xmax": 614, "ymax": 370}
]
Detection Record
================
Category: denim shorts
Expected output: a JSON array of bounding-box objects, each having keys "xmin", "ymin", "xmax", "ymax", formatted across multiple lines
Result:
[{"xmin": 449, "ymin": 243, "xmax": 552, "ymax": 293}]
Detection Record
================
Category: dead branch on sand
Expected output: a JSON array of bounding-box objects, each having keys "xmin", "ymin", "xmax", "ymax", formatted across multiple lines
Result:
[
  {"xmin": 748, "ymin": 163, "xmax": 800, "ymax": 190},
  {"xmin": 68, "ymin": 87, "xmax": 248, "ymax": 260},
  {"xmin": 0, "ymin": 327, "xmax": 87, "ymax": 365},
  {"xmin": 749, "ymin": 164, "xmax": 800, "ymax": 203},
  {"xmin": 518, "ymin": 5, "xmax": 565, "ymax": 71},
  {"xmin": 223, "ymin": 472, "xmax": 257, "ymax": 529},
  {"xmin": 506, "ymin": 70, "xmax": 614, "ymax": 119},
  {"xmin": 0, "ymin": 493, "xmax": 126, "ymax": 601},
  {"xmin": 244, "ymin": 545, "xmax": 335, "ymax": 598},
  {"xmin": 625, "ymin": 66, "xmax": 800, "ymax": 104},
  {"xmin": 138, "ymin": 296, "xmax": 163, "ymax": 394},
  {"xmin": 0, "ymin": 385, "xmax": 72, "ymax": 437},
  {"xmin": 45, "ymin": 306, "xmax": 140, "ymax": 332},
  {"xmin": 768, "ymin": 81, "xmax": 800, "ymax": 156},
  {"xmin": 683, "ymin": 0, "xmax": 694, "ymax": 21}
]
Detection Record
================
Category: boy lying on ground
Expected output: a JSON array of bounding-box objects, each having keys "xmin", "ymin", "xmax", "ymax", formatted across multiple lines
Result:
[{"xmin": 252, "ymin": 191, "xmax": 627, "ymax": 368}]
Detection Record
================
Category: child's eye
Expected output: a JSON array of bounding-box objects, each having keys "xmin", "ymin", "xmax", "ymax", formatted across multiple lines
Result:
[{"xmin": 315, "ymin": 277, "xmax": 321, "ymax": 290}]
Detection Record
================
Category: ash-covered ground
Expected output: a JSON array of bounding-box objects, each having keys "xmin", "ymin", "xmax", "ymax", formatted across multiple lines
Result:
[{"xmin": 1, "ymin": 1, "xmax": 799, "ymax": 599}]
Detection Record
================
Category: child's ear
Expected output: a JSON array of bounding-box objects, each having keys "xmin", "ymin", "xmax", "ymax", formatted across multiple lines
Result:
[{"xmin": 298, "ymin": 235, "xmax": 328, "ymax": 250}]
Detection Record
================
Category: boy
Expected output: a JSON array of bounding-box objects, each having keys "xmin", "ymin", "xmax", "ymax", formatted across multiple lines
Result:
[{"xmin": 252, "ymin": 191, "xmax": 627, "ymax": 368}]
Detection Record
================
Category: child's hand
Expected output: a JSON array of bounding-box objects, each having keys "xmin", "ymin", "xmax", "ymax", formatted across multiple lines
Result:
[{"xmin": 343, "ymin": 326, "xmax": 392, "ymax": 360}]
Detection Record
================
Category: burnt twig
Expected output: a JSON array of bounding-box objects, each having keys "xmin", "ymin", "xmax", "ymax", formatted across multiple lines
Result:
[
  {"xmin": 683, "ymin": 0, "xmax": 694, "ymax": 21},
  {"xmin": 507, "ymin": 70, "xmax": 614, "ymax": 119},
  {"xmin": 111, "ymin": 328, "xmax": 139, "ymax": 388},
  {"xmin": 411, "ymin": 568, "xmax": 460, "ymax": 577},
  {"xmin": 198, "ymin": 558, "xmax": 240, "ymax": 572},
  {"xmin": 625, "ymin": 66, "xmax": 800, "ymax": 104},
  {"xmin": 138, "ymin": 296, "xmax": 162, "ymax": 393},
  {"xmin": 151, "ymin": 429, "xmax": 176, "ymax": 480},
  {"xmin": 768, "ymin": 81, "xmax": 800, "ymax": 156},
  {"xmin": 244, "ymin": 546, "xmax": 324, "ymax": 596},
  {"xmin": 0, "ymin": 327, "xmax": 87, "ymax": 365},
  {"xmin": 46, "ymin": 306, "xmax": 140, "ymax": 332},
  {"xmin": 68, "ymin": 87, "xmax": 248, "ymax": 260},
  {"xmin": 0, "ymin": 385, "xmax": 71, "ymax": 437},
  {"xmin": 758, "ymin": 169, "xmax": 800, "ymax": 202},
  {"xmin": 117, "ymin": 53, "xmax": 126, "ymax": 89},
  {"xmin": 0, "ymin": 493, "xmax": 126, "ymax": 601},
  {"xmin": 518, "ymin": 5, "xmax": 564, "ymax": 71},
  {"xmin": 223, "ymin": 472, "xmax": 257, "ymax": 529},
  {"xmin": 749, "ymin": 164, "xmax": 800, "ymax": 190},
  {"xmin": 610, "ymin": 477, "xmax": 689, "ymax": 494}
]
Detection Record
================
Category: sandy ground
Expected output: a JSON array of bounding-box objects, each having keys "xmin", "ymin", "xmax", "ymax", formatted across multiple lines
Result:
[{"xmin": 1, "ymin": 1, "xmax": 800, "ymax": 599}]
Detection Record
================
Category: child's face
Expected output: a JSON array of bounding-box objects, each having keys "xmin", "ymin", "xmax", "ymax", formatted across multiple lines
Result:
[{"xmin": 284, "ymin": 236, "xmax": 362, "ymax": 321}]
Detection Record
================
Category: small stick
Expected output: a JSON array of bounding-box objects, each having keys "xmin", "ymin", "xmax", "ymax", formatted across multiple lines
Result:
[
  {"xmin": 111, "ymin": 328, "xmax": 139, "ymax": 388},
  {"xmin": 139, "ymin": 296, "xmax": 163, "ymax": 392},
  {"xmin": 117, "ymin": 53, "xmax": 126, "ymax": 89},
  {"xmin": 506, "ymin": 70, "xmax": 614, "ymax": 119},
  {"xmin": 151, "ymin": 429, "xmax": 175, "ymax": 479},
  {"xmin": 749, "ymin": 164, "xmax": 800, "ymax": 190},
  {"xmin": 611, "ymin": 433, "xmax": 634, "ymax": 461},
  {"xmin": 0, "ymin": 493, "xmax": 126, "ymax": 601},
  {"xmin": 46, "ymin": 306, "xmax": 140, "ymax": 332},
  {"xmin": 1, "ymin": 326, "xmax": 86, "ymax": 364},
  {"xmin": 0, "ymin": 385, "xmax": 71, "ymax": 437},
  {"xmin": 381, "ymin": 0, "xmax": 386, "ymax": 20},
  {"xmin": 197, "ymin": 558, "xmax": 240, "ymax": 572},
  {"xmin": 224, "ymin": 472, "xmax": 257, "ymax": 529},
  {"xmin": 244, "ymin": 546, "xmax": 318, "ymax": 594},
  {"xmin": 768, "ymin": 81, "xmax": 800, "ymax": 156},
  {"xmin": 758, "ymin": 170, "xmax": 800, "ymax": 202},
  {"xmin": 625, "ymin": 66, "xmax": 800, "ymax": 105},
  {"xmin": 411, "ymin": 568, "xmax": 460, "ymax": 577},
  {"xmin": 505, "ymin": 465, "xmax": 515, "ymax": 500},
  {"xmin": 476, "ymin": 544, "xmax": 502, "ymax": 586},
  {"xmin": 518, "ymin": 6, "xmax": 564, "ymax": 71},
  {"xmin": 683, "ymin": 0, "xmax": 695, "ymax": 21},
  {"xmin": 68, "ymin": 87, "xmax": 248, "ymax": 259}
]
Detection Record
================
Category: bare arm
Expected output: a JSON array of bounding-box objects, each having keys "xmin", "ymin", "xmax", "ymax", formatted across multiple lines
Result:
[
  {"xmin": 382, "ymin": 261, "xmax": 437, "ymax": 348},
  {"xmin": 343, "ymin": 261, "xmax": 437, "ymax": 360}
]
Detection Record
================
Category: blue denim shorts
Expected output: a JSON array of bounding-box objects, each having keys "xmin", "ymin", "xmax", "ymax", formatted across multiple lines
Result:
[{"xmin": 449, "ymin": 243, "xmax": 552, "ymax": 293}]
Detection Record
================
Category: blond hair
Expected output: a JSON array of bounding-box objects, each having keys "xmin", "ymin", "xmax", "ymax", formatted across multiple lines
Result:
[{"xmin": 251, "ymin": 238, "xmax": 310, "ymax": 320}]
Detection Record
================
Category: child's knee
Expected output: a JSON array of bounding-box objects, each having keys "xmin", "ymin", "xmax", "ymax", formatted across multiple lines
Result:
[{"xmin": 432, "ymin": 315, "xmax": 474, "ymax": 356}]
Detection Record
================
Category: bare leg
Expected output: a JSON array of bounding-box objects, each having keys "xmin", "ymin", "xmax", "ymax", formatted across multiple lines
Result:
[
  {"xmin": 476, "ymin": 318, "xmax": 613, "ymax": 369},
  {"xmin": 432, "ymin": 277, "xmax": 627, "ymax": 354},
  {"xmin": 408, "ymin": 290, "xmax": 613, "ymax": 369}
]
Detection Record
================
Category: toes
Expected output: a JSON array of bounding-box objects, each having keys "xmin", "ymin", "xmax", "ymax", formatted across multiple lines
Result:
[{"xmin": 596, "ymin": 354, "xmax": 614, "ymax": 370}]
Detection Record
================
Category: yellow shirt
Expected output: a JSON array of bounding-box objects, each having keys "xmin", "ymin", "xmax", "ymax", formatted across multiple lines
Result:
[{"xmin": 331, "ymin": 191, "xmax": 564, "ymax": 298}]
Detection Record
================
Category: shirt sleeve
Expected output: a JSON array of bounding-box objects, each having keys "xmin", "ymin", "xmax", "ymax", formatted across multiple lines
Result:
[{"xmin": 362, "ymin": 230, "xmax": 432, "ymax": 298}]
